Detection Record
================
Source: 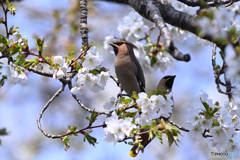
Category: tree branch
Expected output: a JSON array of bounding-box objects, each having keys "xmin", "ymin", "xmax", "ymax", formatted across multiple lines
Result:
[
  {"xmin": 0, "ymin": 0, "xmax": 9, "ymax": 39},
  {"xmin": 128, "ymin": 0, "xmax": 191, "ymax": 62},
  {"xmin": 28, "ymin": 67, "xmax": 53, "ymax": 78},
  {"xmin": 176, "ymin": 0, "xmax": 240, "ymax": 7},
  {"xmin": 109, "ymin": 72, "xmax": 118, "ymax": 84},
  {"xmin": 69, "ymin": 43, "xmax": 93, "ymax": 67},
  {"xmin": 80, "ymin": 0, "xmax": 89, "ymax": 46},
  {"xmin": 102, "ymin": 0, "xmax": 235, "ymax": 51},
  {"xmin": 68, "ymin": 82, "xmax": 108, "ymax": 115},
  {"xmin": 169, "ymin": 120, "xmax": 190, "ymax": 132},
  {"xmin": 212, "ymin": 44, "xmax": 234, "ymax": 97},
  {"xmin": 37, "ymin": 84, "xmax": 66, "ymax": 137},
  {"xmin": 39, "ymin": 124, "xmax": 105, "ymax": 139}
]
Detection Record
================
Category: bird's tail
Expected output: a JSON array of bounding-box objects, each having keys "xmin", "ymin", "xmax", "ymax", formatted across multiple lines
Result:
[
  {"xmin": 129, "ymin": 146, "xmax": 138, "ymax": 157},
  {"xmin": 129, "ymin": 130, "xmax": 152, "ymax": 157}
]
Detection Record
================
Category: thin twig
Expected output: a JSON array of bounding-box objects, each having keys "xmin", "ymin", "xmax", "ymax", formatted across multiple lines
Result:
[
  {"xmin": 118, "ymin": 137, "xmax": 132, "ymax": 143},
  {"xmin": 37, "ymin": 84, "xmax": 66, "ymax": 137},
  {"xmin": 212, "ymin": 44, "xmax": 233, "ymax": 96},
  {"xmin": 28, "ymin": 67, "xmax": 53, "ymax": 78},
  {"xmin": 70, "ymin": 43, "xmax": 93, "ymax": 67},
  {"xmin": 138, "ymin": 23, "xmax": 156, "ymax": 41},
  {"xmin": 25, "ymin": 48, "xmax": 51, "ymax": 66},
  {"xmin": 156, "ymin": 31, "xmax": 161, "ymax": 46},
  {"xmin": 169, "ymin": 120, "xmax": 190, "ymax": 132},
  {"xmin": 71, "ymin": 93, "xmax": 108, "ymax": 115},
  {"xmin": 109, "ymin": 72, "xmax": 118, "ymax": 84},
  {"xmin": 39, "ymin": 123, "xmax": 105, "ymax": 139},
  {"xmin": 202, "ymin": 129, "xmax": 213, "ymax": 138},
  {"xmin": 68, "ymin": 82, "xmax": 108, "ymax": 115},
  {"xmin": 0, "ymin": 0, "xmax": 9, "ymax": 39}
]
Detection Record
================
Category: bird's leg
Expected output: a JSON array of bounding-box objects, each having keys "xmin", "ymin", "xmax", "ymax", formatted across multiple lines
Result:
[
  {"xmin": 117, "ymin": 87, "xmax": 131, "ymax": 97},
  {"xmin": 117, "ymin": 86, "xmax": 123, "ymax": 98}
]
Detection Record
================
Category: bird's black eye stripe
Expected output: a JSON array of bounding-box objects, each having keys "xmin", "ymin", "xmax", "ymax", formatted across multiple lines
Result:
[
  {"xmin": 165, "ymin": 79, "xmax": 174, "ymax": 89},
  {"xmin": 115, "ymin": 42, "xmax": 124, "ymax": 46},
  {"xmin": 113, "ymin": 47, "xmax": 119, "ymax": 56}
]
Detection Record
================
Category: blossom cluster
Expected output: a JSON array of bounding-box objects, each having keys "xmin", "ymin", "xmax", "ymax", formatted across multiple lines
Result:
[
  {"xmin": 52, "ymin": 56, "xmax": 69, "ymax": 79},
  {"xmin": 103, "ymin": 11, "xmax": 174, "ymax": 74},
  {"xmin": 70, "ymin": 46, "xmax": 110, "ymax": 95},
  {"xmin": 225, "ymin": 44, "xmax": 240, "ymax": 84},
  {"xmin": 33, "ymin": 55, "xmax": 68, "ymax": 80},
  {"xmin": 197, "ymin": 6, "xmax": 235, "ymax": 39},
  {"xmin": 135, "ymin": 92, "xmax": 173, "ymax": 126},
  {"xmin": 104, "ymin": 111, "xmax": 137, "ymax": 146},
  {"xmin": 0, "ymin": 32, "xmax": 28, "ymax": 84},
  {"xmin": 1, "ymin": 65, "xmax": 28, "ymax": 84},
  {"xmin": 225, "ymin": 44, "xmax": 240, "ymax": 120},
  {"xmin": 186, "ymin": 91, "xmax": 240, "ymax": 156},
  {"xmin": 103, "ymin": 92, "xmax": 173, "ymax": 145},
  {"xmin": 171, "ymin": 1, "xmax": 199, "ymax": 16},
  {"xmin": 171, "ymin": 1, "xmax": 240, "ymax": 46}
]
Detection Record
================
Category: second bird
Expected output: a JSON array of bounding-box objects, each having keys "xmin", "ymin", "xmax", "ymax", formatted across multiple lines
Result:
[{"xmin": 110, "ymin": 41, "xmax": 145, "ymax": 96}]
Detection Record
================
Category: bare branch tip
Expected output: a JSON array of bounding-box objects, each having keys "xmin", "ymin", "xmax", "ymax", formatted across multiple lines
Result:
[{"xmin": 183, "ymin": 54, "xmax": 191, "ymax": 62}]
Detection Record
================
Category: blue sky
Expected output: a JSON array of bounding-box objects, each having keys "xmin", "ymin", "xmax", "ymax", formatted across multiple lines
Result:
[{"xmin": 0, "ymin": 0, "xmax": 233, "ymax": 160}]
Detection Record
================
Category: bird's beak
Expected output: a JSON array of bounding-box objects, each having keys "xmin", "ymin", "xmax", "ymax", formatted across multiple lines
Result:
[
  {"xmin": 109, "ymin": 43, "xmax": 115, "ymax": 47},
  {"xmin": 168, "ymin": 75, "xmax": 176, "ymax": 82},
  {"xmin": 170, "ymin": 75, "xmax": 176, "ymax": 80},
  {"xmin": 109, "ymin": 43, "xmax": 118, "ymax": 55}
]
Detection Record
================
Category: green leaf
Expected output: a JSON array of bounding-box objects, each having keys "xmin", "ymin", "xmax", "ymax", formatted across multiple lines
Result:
[
  {"xmin": 23, "ymin": 58, "xmax": 39, "ymax": 69},
  {"xmin": 155, "ymin": 130, "xmax": 163, "ymax": 143},
  {"xmin": 0, "ymin": 75, "xmax": 7, "ymax": 87},
  {"xmin": 150, "ymin": 87, "xmax": 168, "ymax": 97},
  {"xmin": 212, "ymin": 118, "xmax": 220, "ymax": 127},
  {"xmin": 166, "ymin": 129, "xmax": 174, "ymax": 148},
  {"xmin": 88, "ymin": 69, "xmax": 101, "ymax": 75},
  {"xmin": 83, "ymin": 132, "xmax": 98, "ymax": 146},
  {"xmin": 149, "ymin": 129, "xmax": 154, "ymax": 140},
  {"xmin": 0, "ymin": 128, "xmax": 9, "ymax": 136},
  {"xmin": 131, "ymin": 91, "xmax": 138, "ymax": 101},
  {"xmin": 200, "ymin": 98, "xmax": 210, "ymax": 113},
  {"xmin": 86, "ymin": 109, "xmax": 99, "ymax": 125},
  {"xmin": 15, "ymin": 54, "xmax": 25, "ymax": 66},
  {"xmin": 67, "ymin": 125, "xmax": 78, "ymax": 136},
  {"xmin": 151, "ymin": 120, "xmax": 157, "ymax": 128},
  {"xmin": 122, "ymin": 98, "xmax": 132, "ymax": 104},
  {"xmin": 128, "ymin": 141, "xmax": 135, "ymax": 145},
  {"xmin": 165, "ymin": 124, "xmax": 181, "ymax": 148},
  {"xmin": 62, "ymin": 136, "xmax": 70, "ymax": 151},
  {"xmin": 131, "ymin": 128, "xmax": 139, "ymax": 135},
  {"xmin": 9, "ymin": 26, "xmax": 19, "ymax": 35},
  {"xmin": 68, "ymin": 125, "xmax": 77, "ymax": 132},
  {"xmin": 0, "ymin": 36, "xmax": 9, "ymax": 45},
  {"xmin": 150, "ymin": 55, "xmax": 157, "ymax": 66},
  {"xmin": 68, "ymin": 51, "xmax": 75, "ymax": 58},
  {"xmin": 211, "ymin": 107, "xmax": 220, "ymax": 115},
  {"xmin": 24, "ymin": 61, "xmax": 34, "ymax": 69},
  {"xmin": 141, "ymin": 125, "xmax": 150, "ymax": 130},
  {"xmin": 6, "ymin": 0, "xmax": 9, "ymax": 8},
  {"xmin": 35, "ymin": 38, "xmax": 47, "ymax": 52},
  {"xmin": 123, "ymin": 112, "xmax": 136, "ymax": 118}
]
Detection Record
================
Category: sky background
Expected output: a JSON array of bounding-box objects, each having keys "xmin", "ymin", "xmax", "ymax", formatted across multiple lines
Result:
[{"xmin": 0, "ymin": 0, "xmax": 236, "ymax": 160}]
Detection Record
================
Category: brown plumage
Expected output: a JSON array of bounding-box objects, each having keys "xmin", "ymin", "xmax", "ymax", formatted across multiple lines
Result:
[
  {"xmin": 109, "ymin": 41, "xmax": 145, "ymax": 96},
  {"xmin": 129, "ymin": 75, "xmax": 176, "ymax": 157}
]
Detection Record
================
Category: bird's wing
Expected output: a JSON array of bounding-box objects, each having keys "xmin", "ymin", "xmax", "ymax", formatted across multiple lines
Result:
[{"xmin": 132, "ymin": 60, "xmax": 145, "ymax": 92}]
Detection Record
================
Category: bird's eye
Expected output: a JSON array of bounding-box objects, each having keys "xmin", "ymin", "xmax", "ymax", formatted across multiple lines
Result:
[{"xmin": 115, "ymin": 42, "xmax": 124, "ymax": 46}]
